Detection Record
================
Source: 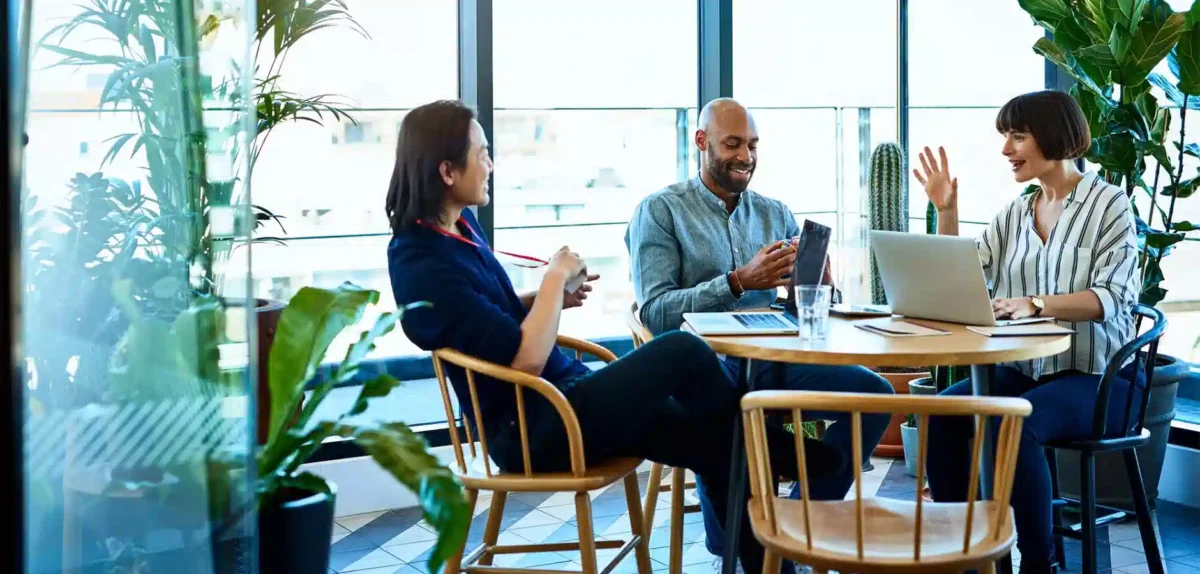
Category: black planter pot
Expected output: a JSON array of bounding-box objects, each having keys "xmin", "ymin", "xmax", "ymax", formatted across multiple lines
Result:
[
  {"xmin": 259, "ymin": 479, "xmax": 337, "ymax": 574},
  {"xmin": 1056, "ymin": 354, "xmax": 1190, "ymax": 511}
]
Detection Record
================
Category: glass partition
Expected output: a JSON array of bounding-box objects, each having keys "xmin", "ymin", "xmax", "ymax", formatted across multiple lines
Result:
[{"xmin": 19, "ymin": 0, "xmax": 257, "ymax": 571}]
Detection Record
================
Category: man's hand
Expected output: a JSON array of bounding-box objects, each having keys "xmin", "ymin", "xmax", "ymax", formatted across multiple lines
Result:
[
  {"xmin": 992, "ymin": 297, "xmax": 1037, "ymax": 320},
  {"xmin": 564, "ymin": 274, "xmax": 600, "ymax": 309},
  {"xmin": 734, "ymin": 241, "xmax": 796, "ymax": 291}
]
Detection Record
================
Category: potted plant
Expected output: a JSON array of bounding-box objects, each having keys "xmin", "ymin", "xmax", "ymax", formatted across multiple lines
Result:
[
  {"xmin": 863, "ymin": 142, "xmax": 936, "ymax": 456},
  {"xmin": 901, "ymin": 413, "xmax": 921, "ymax": 477},
  {"xmin": 38, "ymin": 0, "xmax": 367, "ymax": 443},
  {"xmin": 252, "ymin": 283, "xmax": 470, "ymax": 574},
  {"xmin": 1016, "ymin": 0, "xmax": 1199, "ymax": 509}
]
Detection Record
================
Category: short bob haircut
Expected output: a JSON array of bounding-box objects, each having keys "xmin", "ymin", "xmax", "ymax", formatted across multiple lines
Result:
[
  {"xmin": 995, "ymin": 90, "xmax": 1091, "ymax": 160},
  {"xmin": 386, "ymin": 100, "xmax": 477, "ymax": 233}
]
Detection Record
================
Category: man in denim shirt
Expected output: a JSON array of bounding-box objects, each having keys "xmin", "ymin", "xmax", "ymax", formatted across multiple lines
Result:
[{"xmin": 625, "ymin": 98, "xmax": 894, "ymax": 567}]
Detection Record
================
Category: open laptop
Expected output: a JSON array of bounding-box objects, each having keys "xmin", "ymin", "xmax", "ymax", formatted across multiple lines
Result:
[
  {"xmin": 684, "ymin": 220, "xmax": 831, "ymax": 336},
  {"xmin": 869, "ymin": 230, "xmax": 1052, "ymax": 327},
  {"xmin": 683, "ymin": 310, "xmax": 799, "ymax": 335}
]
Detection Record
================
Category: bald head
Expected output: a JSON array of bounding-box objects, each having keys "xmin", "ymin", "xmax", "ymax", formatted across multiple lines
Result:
[
  {"xmin": 696, "ymin": 98, "xmax": 758, "ymax": 195},
  {"xmin": 698, "ymin": 98, "xmax": 753, "ymax": 131}
]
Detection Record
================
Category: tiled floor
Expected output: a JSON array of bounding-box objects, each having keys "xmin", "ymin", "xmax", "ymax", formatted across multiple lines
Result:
[{"xmin": 328, "ymin": 457, "xmax": 1200, "ymax": 574}]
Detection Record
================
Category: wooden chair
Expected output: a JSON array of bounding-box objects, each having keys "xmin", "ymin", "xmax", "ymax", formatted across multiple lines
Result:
[
  {"xmin": 433, "ymin": 335, "xmax": 653, "ymax": 574},
  {"xmin": 625, "ymin": 302, "xmax": 701, "ymax": 574},
  {"xmin": 1045, "ymin": 304, "xmax": 1168, "ymax": 574},
  {"xmin": 740, "ymin": 390, "xmax": 1031, "ymax": 574}
]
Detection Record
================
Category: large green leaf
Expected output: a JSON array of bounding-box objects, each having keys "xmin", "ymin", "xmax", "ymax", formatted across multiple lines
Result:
[
  {"xmin": 1072, "ymin": 84, "xmax": 1115, "ymax": 138},
  {"xmin": 1057, "ymin": 17, "xmax": 1099, "ymax": 52},
  {"xmin": 1175, "ymin": 21, "xmax": 1200, "ymax": 93},
  {"xmin": 1106, "ymin": 0, "xmax": 1150, "ymax": 33},
  {"xmin": 356, "ymin": 423, "xmax": 469, "ymax": 574},
  {"xmin": 1173, "ymin": 220, "xmax": 1200, "ymax": 231},
  {"xmin": 1089, "ymin": 132, "xmax": 1141, "ymax": 174},
  {"xmin": 1019, "ymin": 0, "xmax": 1071, "ymax": 29},
  {"xmin": 267, "ymin": 283, "xmax": 378, "ymax": 443},
  {"xmin": 1079, "ymin": 43, "xmax": 1122, "ymax": 80},
  {"xmin": 1148, "ymin": 71, "xmax": 1200, "ymax": 108},
  {"xmin": 1035, "ymin": 37, "xmax": 1111, "ymax": 99},
  {"xmin": 347, "ymin": 374, "xmax": 403, "ymax": 417},
  {"xmin": 1078, "ymin": 0, "xmax": 1113, "ymax": 43},
  {"xmin": 1119, "ymin": 4, "xmax": 1187, "ymax": 85},
  {"xmin": 1164, "ymin": 176, "xmax": 1200, "ymax": 198}
]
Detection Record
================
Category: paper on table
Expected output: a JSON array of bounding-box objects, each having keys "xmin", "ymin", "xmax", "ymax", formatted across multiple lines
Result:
[
  {"xmin": 854, "ymin": 318, "xmax": 950, "ymax": 338},
  {"xmin": 967, "ymin": 323, "xmax": 1076, "ymax": 337}
]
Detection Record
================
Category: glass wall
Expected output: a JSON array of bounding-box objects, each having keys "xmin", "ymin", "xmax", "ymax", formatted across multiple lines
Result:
[
  {"xmin": 492, "ymin": 0, "xmax": 698, "ymax": 340},
  {"xmin": 20, "ymin": 0, "xmax": 257, "ymax": 570},
  {"xmin": 734, "ymin": 0, "xmax": 897, "ymax": 303},
  {"xmin": 908, "ymin": 0, "xmax": 1044, "ymax": 236},
  {"xmin": 223, "ymin": 1, "xmax": 459, "ymax": 363}
]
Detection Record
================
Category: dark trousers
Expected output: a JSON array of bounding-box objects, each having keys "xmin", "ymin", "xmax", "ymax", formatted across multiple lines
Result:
[
  {"xmin": 492, "ymin": 331, "xmax": 842, "ymax": 574},
  {"xmin": 925, "ymin": 365, "xmax": 1143, "ymax": 572}
]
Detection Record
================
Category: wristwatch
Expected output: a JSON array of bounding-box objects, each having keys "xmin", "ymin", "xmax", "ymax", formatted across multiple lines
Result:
[{"xmin": 1031, "ymin": 296, "xmax": 1045, "ymax": 317}]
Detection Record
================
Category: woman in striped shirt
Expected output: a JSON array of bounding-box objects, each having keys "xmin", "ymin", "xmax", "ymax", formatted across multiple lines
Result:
[{"xmin": 914, "ymin": 90, "xmax": 1143, "ymax": 573}]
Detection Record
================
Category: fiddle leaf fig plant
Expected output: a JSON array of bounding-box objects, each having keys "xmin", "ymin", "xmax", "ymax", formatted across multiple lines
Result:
[
  {"xmin": 257, "ymin": 283, "xmax": 469, "ymax": 573},
  {"xmin": 1018, "ymin": 0, "xmax": 1200, "ymax": 307}
]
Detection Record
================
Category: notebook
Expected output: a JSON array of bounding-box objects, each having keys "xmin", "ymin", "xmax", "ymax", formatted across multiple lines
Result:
[
  {"xmin": 966, "ymin": 323, "xmax": 1076, "ymax": 337},
  {"xmin": 855, "ymin": 318, "xmax": 950, "ymax": 338}
]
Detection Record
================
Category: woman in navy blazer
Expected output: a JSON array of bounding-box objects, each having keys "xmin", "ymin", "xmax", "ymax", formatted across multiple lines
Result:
[{"xmin": 385, "ymin": 100, "xmax": 842, "ymax": 574}]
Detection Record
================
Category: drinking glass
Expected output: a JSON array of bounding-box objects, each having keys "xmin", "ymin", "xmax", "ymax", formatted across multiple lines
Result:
[{"xmin": 796, "ymin": 285, "xmax": 832, "ymax": 341}]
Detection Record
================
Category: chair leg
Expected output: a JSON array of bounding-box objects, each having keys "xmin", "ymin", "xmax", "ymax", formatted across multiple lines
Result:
[
  {"xmin": 643, "ymin": 463, "xmax": 665, "ymax": 533},
  {"xmin": 981, "ymin": 560, "xmax": 997, "ymax": 574},
  {"xmin": 762, "ymin": 549, "xmax": 781, "ymax": 574},
  {"xmin": 623, "ymin": 473, "xmax": 655, "ymax": 574},
  {"xmin": 576, "ymin": 492, "xmax": 599, "ymax": 574},
  {"xmin": 1080, "ymin": 452, "xmax": 1098, "ymax": 574},
  {"xmin": 443, "ymin": 488, "xmax": 480, "ymax": 574},
  {"xmin": 478, "ymin": 491, "xmax": 507, "ymax": 566},
  {"xmin": 1123, "ymin": 449, "xmax": 1166, "ymax": 574},
  {"xmin": 669, "ymin": 467, "xmax": 686, "ymax": 574},
  {"xmin": 1045, "ymin": 448, "xmax": 1066, "ymax": 570}
]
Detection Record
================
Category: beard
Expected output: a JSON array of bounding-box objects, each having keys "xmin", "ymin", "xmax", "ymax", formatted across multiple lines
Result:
[{"xmin": 705, "ymin": 147, "xmax": 754, "ymax": 193}]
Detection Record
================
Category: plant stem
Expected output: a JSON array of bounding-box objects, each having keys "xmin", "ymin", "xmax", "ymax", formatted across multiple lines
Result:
[
  {"xmin": 1167, "ymin": 105, "xmax": 1188, "ymax": 233},
  {"xmin": 1139, "ymin": 163, "xmax": 1163, "ymax": 288}
]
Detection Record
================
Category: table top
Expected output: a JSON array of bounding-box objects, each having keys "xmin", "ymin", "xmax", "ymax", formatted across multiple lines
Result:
[{"xmin": 685, "ymin": 314, "xmax": 1072, "ymax": 367}]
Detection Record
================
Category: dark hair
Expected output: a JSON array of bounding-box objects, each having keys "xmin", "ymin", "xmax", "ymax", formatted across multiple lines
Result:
[
  {"xmin": 386, "ymin": 100, "xmax": 477, "ymax": 232},
  {"xmin": 995, "ymin": 90, "xmax": 1091, "ymax": 160}
]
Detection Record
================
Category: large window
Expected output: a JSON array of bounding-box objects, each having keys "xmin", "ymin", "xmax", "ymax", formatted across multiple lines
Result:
[
  {"xmin": 734, "ymin": 0, "xmax": 897, "ymax": 303},
  {"xmin": 492, "ymin": 0, "xmax": 698, "ymax": 339},
  {"xmin": 225, "ymin": 1, "xmax": 459, "ymax": 360},
  {"xmin": 908, "ymin": 0, "xmax": 1044, "ymax": 232}
]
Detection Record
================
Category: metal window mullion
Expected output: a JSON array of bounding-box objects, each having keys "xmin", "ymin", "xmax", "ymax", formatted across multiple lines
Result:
[{"xmin": 459, "ymin": 0, "xmax": 494, "ymax": 243}]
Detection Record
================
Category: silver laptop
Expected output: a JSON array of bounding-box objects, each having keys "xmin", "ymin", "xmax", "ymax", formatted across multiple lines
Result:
[
  {"xmin": 683, "ymin": 312, "xmax": 799, "ymax": 336},
  {"xmin": 869, "ymin": 230, "xmax": 1051, "ymax": 327}
]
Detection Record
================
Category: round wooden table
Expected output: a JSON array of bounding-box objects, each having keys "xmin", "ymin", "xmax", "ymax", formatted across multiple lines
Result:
[{"xmin": 687, "ymin": 314, "xmax": 1072, "ymax": 574}]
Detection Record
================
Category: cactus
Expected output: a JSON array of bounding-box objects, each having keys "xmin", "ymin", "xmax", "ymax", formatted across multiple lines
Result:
[
  {"xmin": 925, "ymin": 201, "xmax": 937, "ymax": 235},
  {"xmin": 867, "ymin": 142, "xmax": 908, "ymax": 305}
]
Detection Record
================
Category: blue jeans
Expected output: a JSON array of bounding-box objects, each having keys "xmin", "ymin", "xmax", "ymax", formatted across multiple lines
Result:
[
  {"xmin": 925, "ymin": 366, "xmax": 1144, "ymax": 571},
  {"xmin": 698, "ymin": 359, "xmax": 894, "ymax": 556}
]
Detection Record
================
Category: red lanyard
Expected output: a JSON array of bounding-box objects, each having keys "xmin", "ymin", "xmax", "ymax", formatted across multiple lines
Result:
[{"xmin": 416, "ymin": 218, "xmax": 548, "ymax": 268}]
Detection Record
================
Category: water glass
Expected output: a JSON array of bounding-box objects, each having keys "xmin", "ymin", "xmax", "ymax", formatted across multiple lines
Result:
[{"xmin": 796, "ymin": 285, "xmax": 832, "ymax": 341}]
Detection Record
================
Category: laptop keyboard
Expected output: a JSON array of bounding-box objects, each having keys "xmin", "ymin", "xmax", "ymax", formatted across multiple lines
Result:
[{"xmin": 732, "ymin": 313, "xmax": 791, "ymax": 329}]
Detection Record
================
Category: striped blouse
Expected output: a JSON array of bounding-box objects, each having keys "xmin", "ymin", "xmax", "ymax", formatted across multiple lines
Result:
[{"xmin": 977, "ymin": 171, "xmax": 1140, "ymax": 379}]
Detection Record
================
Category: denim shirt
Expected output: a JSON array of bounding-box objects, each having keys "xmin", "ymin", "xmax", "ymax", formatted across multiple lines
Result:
[{"xmin": 624, "ymin": 177, "xmax": 800, "ymax": 335}]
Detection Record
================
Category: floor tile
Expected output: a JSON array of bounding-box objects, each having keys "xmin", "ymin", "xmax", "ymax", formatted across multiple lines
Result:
[
  {"xmin": 539, "ymin": 504, "xmax": 578, "ymax": 521},
  {"xmin": 331, "ymin": 547, "xmax": 401, "ymax": 572},
  {"xmin": 1118, "ymin": 560, "xmax": 1200, "ymax": 574},
  {"xmin": 336, "ymin": 511, "xmax": 388, "ymax": 533},
  {"xmin": 381, "ymin": 540, "xmax": 437, "ymax": 563},
  {"xmin": 507, "ymin": 508, "xmax": 565, "ymax": 530},
  {"xmin": 1116, "ymin": 534, "xmax": 1198, "ymax": 559},
  {"xmin": 379, "ymin": 523, "xmax": 439, "ymax": 547}
]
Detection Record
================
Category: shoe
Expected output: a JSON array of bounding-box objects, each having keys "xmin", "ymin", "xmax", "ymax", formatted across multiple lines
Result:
[
  {"xmin": 792, "ymin": 563, "xmax": 813, "ymax": 574},
  {"xmin": 710, "ymin": 557, "xmax": 744, "ymax": 574}
]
